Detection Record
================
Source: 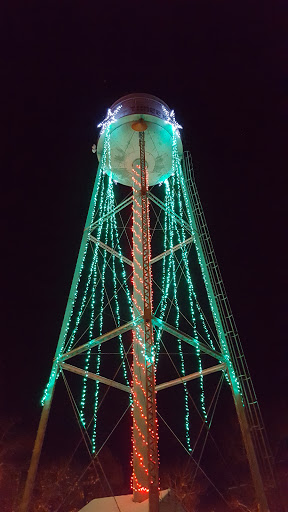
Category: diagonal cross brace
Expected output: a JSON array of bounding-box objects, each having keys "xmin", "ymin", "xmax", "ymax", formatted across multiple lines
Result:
[
  {"xmin": 148, "ymin": 191, "xmax": 192, "ymax": 234},
  {"xmin": 86, "ymin": 195, "xmax": 133, "ymax": 233},
  {"xmin": 89, "ymin": 235, "xmax": 133, "ymax": 266},
  {"xmin": 152, "ymin": 316, "xmax": 224, "ymax": 362},
  {"xmin": 60, "ymin": 362, "xmax": 131, "ymax": 393},
  {"xmin": 156, "ymin": 363, "xmax": 226, "ymax": 392},
  {"xmin": 150, "ymin": 236, "xmax": 194, "ymax": 265},
  {"xmin": 59, "ymin": 318, "xmax": 142, "ymax": 362}
]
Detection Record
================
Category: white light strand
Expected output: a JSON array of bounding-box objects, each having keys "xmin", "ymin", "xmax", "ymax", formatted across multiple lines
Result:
[
  {"xmin": 162, "ymin": 106, "xmax": 182, "ymax": 137},
  {"xmin": 97, "ymin": 105, "xmax": 122, "ymax": 135}
]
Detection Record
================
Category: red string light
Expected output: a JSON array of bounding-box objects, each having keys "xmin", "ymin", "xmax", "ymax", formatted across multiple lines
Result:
[{"xmin": 130, "ymin": 162, "xmax": 159, "ymax": 496}]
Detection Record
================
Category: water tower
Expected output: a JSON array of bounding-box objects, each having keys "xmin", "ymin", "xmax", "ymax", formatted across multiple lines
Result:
[{"xmin": 20, "ymin": 94, "xmax": 275, "ymax": 512}]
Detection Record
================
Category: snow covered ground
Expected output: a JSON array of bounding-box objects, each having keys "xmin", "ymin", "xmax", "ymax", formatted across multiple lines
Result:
[{"xmin": 78, "ymin": 489, "xmax": 177, "ymax": 512}]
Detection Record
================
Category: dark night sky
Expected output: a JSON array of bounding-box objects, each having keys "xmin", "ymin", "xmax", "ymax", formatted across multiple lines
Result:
[{"xmin": 1, "ymin": 0, "xmax": 287, "ymax": 475}]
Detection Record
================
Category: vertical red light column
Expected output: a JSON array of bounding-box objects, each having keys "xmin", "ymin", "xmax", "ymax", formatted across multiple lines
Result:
[{"xmin": 131, "ymin": 126, "xmax": 159, "ymax": 512}]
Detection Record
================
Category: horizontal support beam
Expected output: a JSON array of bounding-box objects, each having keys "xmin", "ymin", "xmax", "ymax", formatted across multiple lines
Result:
[
  {"xmin": 59, "ymin": 318, "xmax": 141, "ymax": 362},
  {"xmin": 60, "ymin": 362, "xmax": 131, "ymax": 393},
  {"xmin": 151, "ymin": 236, "xmax": 194, "ymax": 265},
  {"xmin": 89, "ymin": 235, "xmax": 133, "ymax": 266},
  {"xmin": 152, "ymin": 316, "xmax": 224, "ymax": 362},
  {"xmin": 86, "ymin": 195, "xmax": 133, "ymax": 232},
  {"xmin": 156, "ymin": 363, "xmax": 226, "ymax": 392}
]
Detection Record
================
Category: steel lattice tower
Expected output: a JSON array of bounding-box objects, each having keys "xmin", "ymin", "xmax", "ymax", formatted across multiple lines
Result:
[{"xmin": 20, "ymin": 94, "xmax": 276, "ymax": 512}]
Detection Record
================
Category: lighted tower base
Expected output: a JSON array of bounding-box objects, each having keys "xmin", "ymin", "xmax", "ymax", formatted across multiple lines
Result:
[{"xmin": 78, "ymin": 489, "xmax": 185, "ymax": 512}]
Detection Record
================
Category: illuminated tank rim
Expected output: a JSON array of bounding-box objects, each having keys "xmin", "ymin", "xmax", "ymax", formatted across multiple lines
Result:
[{"xmin": 110, "ymin": 92, "xmax": 171, "ymax": 122}]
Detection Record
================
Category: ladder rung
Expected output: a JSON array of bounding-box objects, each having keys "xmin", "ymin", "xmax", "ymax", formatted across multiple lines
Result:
[{"xmin": 250, "ymin": 425, "xmax": 264, "ymax": 431}]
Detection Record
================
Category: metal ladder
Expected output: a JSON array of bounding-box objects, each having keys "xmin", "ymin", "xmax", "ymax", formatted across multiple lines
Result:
[{"xmin": 182, "ymin": 151, "xmax": 275, "ymax": 489}]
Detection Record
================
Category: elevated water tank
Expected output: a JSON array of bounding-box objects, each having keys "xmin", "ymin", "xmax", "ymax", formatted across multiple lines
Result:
[{"xmin": 97, "ymin": 93, "xmax": 183, "ymax": 186}]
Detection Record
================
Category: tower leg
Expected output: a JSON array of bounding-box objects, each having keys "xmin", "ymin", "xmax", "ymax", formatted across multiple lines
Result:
[
  {"xmin": 19, "ymin": 396, "xmax": 53, "ymax": 512},
  {"xmin": 233, "ymin": 393, "xmax": 270, "ymax": 512},
  {"xmin": 19, "ymin": 161, "xmax": 104, "ymax": 512},
  {"xmin": 19, "ymin": 156, "xmax": 104, "ymax": 512}
]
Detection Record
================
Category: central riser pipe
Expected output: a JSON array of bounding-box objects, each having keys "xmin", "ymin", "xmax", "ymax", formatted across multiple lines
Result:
[{"xmin": 131, "ymin": 127, "xmax": 159, "ymax": 511}]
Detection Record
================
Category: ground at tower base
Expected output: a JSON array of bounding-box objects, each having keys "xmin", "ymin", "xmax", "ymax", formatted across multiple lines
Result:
[{"xmin": 78, "ymin": 489, "xmax": 185, "ymax": 512}]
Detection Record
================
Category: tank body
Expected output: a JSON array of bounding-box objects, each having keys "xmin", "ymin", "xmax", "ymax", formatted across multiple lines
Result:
[{"xmin": 97, "ymin": 93, "xmax": 183, "ymax": 186}]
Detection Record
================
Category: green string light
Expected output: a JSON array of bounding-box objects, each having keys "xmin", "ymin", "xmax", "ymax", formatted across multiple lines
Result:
[
  {"xmin": 172, "ymin": 132, "xmax": 240, "ymax": 396},
  {"xmin": 169, "ymin": 174, "xmax": 207, "ymax": 422},
  {"xmin": 78, "ymin": 171, "xmax": 110, "ymax": 430},
  {"xmin": 109, "ymin": 184, "xmax": 136, "ymax": 342},
  {"xmin": 41, "ymin": 129, "xmax": 111, "ymax": 406},
  {"xmin": 155, "ymin": 187, "xmax": 170, "ymax": 367},
  {"xmin": 79, "ymin": 119, "xmax": 135, "ymax": 448},
  {"xmin": 91, "ymin": 176, "xmax": 113, "ymax": 453},
  {"xmin": 65, "ymin": 179, "xmax": 106, "ymax": 355},
  {"xmin": 61, "ymin": 127, "xmax": 111, "ymax": 355},
  {"xmin": 77, "ymin": 126, "xmax": 133, "ymax": 437},
  {"xmin": 110, "ymin": 203, "xmax": 133, "ymax": 405},
  {"xmin": 166, "ymin": 179, "xmax": 193, "ymax": 449},
  {"xmin": 79, "ymin": 263, "xmax": 97, "ymax": 427}
]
